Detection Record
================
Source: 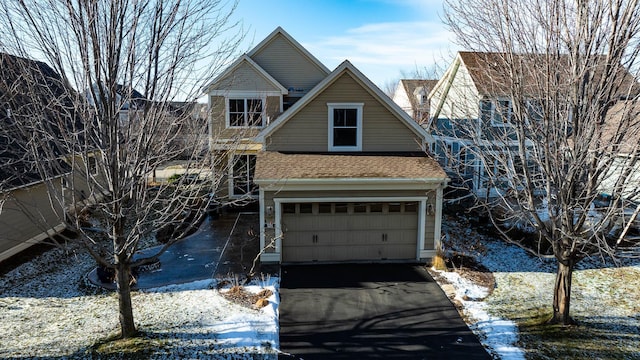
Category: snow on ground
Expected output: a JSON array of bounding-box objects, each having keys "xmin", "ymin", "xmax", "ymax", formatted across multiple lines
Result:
[
  {"xmin": 435, "ymin": 214, "xmax": 640, "ymax": 359},
  {"xmin": 0, "ymin": 245, "xmax": 279, "ymax": 359}
]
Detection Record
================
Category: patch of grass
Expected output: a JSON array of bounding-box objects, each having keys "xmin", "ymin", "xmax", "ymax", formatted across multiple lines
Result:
[
  {"xmin": 89, "ymin": 332, "xmax": 167, "ymax": 359},
  {"xmin": 513, "ymin": 307, "xmax": 640, "ymax": 360}
]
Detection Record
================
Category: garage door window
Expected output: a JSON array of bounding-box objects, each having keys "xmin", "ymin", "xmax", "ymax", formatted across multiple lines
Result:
[
  {"xmin": 335, "ymin": 203, "xmax": 348, "ymax": 213},
  {"xmin": 404, "ymin": 202, "xmax": 418, "ymax": 213},
  {"xmin": 319, "ymin": 203, "xmax": 332, "ymax": 213},
  {"xmin": 299, "ymin": 203, "xmax": 313, "ymax": 214},
  {"xmin": 283, "ymin": 203, "xmax": 296, "ymax": 214},
  {"xmin": 389, "ymin": 203, "xmax": 401, "ymax": 213},
  {"xmin": 353, "ymin": 203, "xmax": 367, "ymax": 213}
]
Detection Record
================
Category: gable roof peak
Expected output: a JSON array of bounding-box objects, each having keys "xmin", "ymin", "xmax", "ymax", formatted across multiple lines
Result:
[{"xmin": 247, "ymin": 27, "xmax": 330, "ymax": 75}]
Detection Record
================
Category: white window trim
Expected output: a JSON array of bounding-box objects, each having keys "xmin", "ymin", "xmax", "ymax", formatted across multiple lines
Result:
[
  {"xmin": 225, "ymin": 95, "xmax": 267, "ymax": 129},
  {"xmin": 327, "ymin": 102, "xmax": 363, "ymax": 152}
]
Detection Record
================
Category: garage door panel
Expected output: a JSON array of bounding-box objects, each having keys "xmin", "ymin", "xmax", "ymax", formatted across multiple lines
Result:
[{"xmin": 281, "ymin": 202, "xmax": 420, "ymax": 263}]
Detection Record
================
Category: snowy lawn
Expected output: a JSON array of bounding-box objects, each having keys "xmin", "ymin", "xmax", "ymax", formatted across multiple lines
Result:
[
  {"xmin": 433, "ymin": 213, "xmax": 640, "ymax": 360},
  {"xmin": 0, "ymin": 244, "xmax": 279, "ymax": 359}
]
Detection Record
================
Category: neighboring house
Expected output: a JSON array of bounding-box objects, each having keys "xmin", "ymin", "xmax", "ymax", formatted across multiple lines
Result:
[
  {"xmin": 0, "ymin": 53, "xmax": 75, "ymax": 261},
  {"xmin": 392, "ymin": 79, "xmax": 438, "ymax": 125},
  {"xmin": 204, "ymin": 27, "xmax": 330, "ymax": 200},
  {"xmin": 429, "ymin": 51, "xmax": 639, "ymax": 198},
  {"xmin": 86, "ymin": 83, "xmax": 147, "ymax": 125},
  {"xmin": 206, "ymin": 27, "xmax": 448, "ymax": 264}
]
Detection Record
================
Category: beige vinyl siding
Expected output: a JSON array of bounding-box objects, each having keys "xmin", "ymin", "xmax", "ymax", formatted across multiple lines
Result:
[
  {"xmin": 266, "ymin": 72, "xmax": 424, "ymax": 152},
  {"xmin": 250, "ymin": 34, "xmax": 327, "ymax": 92},
  {"xmin": 212, "ymin": 61, "xmax": 283, "ymax": 92},
  {"xmin": 0, "ymin": 181, "xmax": 64, "ymax": 258},
  {"xmin": 209, "ymin": 95, "xmax": 280, "ymax": 141}
]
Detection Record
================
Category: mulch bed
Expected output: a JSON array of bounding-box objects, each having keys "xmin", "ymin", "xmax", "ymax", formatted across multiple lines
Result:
[{"xmin": 217, "ymin": 281, "xmax": 273, "ymax": 310}]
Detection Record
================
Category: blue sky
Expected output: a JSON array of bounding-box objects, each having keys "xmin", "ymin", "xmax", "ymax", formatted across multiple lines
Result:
[{"xmin": 231, "ymin": 0, "xmax": 458, "ymax": 88}]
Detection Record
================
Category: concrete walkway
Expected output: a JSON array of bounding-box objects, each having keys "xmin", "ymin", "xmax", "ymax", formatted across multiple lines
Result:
[{"xmin": 87, "ymin": 212, "xmax": 261, "ymax": 289}]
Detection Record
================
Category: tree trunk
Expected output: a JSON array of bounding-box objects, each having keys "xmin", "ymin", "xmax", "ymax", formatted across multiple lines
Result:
[
  {"xmin": 549, "ymin": 260, "xmax": 576, "ymax": 325},
  {"xmin": 116, "ymin": 260, "xmax": 137, "ymax": 338}
]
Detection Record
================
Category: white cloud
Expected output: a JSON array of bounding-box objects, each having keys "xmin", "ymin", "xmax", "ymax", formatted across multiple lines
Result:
[{"xmin": 303, "ymin": 21, "xmax": 459, "ymax": 86}]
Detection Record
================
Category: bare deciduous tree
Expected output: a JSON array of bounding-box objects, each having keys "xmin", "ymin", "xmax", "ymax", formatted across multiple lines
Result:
[
  {"xmin": 0, "ymin": 0, "xmax": 243, "ymax": 338},
  {"xmin": 439, "ymin": 0, "xmax": 640, "ymax": 324}
]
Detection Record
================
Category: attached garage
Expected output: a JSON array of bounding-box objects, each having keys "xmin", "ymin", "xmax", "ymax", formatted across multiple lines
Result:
[
  {"xmin": 281, "ymin": 201, "xmax": 419, "ymax": 262},
  {"xmin": 254, "ymin": 152, "xmax": 449, "ymax": 264}
]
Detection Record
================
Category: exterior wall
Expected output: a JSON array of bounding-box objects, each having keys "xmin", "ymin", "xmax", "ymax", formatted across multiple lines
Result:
[
  {"xmin": 266, "ymin": 72, "xmax": 424, "ymax": 152},
  {"xmin": 213, "ymin": 61, "xmax": 283, "ymax": 92},
  {"xmin": 432, "ymin": 62, "xmax": 480, "ymax": 122},
  {"xmin": 259, "ymin": 188, "xmax": 439, "ymax": 259},
  {"xmin": 392, "ymin": 81, "xmax": 413, "ymax": 118},
  {"xmin": 250, "ymin": 34, "xmax": 327, "ymax": 95},
  {"xmin": 0, "ymin": 180, "xmax": 65, "ymax": 261}
]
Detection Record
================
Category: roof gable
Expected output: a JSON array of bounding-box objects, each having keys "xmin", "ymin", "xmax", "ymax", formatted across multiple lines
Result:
[
  {"xmin": 247, "ymin": 27, "xmax": 330, "ymax": 95},
  {"xmin": 258, "ymin": 60, "xmax": 432, "ymax": 144},
  {"xmin": 248, "ymin": 27, "xmax": 330, "ymax": 76},
  {"xmin": 204, "ymin": 55, "xmax": 287, "ymax": 94}
]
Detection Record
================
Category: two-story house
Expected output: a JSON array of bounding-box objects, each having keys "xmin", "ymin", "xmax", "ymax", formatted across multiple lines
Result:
[
  {"xmin": 429, "ymin": 51, "xmax": 640, "ymax": 199},
  {"xmin": 428, "ymin": 51, "xmax": 537, "ymax": 198},
  {"xmin": 206, "ymin": 28, "xmax": 448, "ymax": 264},
  {"xmin": 205, "ymin": 27, "xmax": 330, "ymax": 201}
]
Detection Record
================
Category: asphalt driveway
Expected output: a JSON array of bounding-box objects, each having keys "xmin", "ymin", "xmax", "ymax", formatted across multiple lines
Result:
[{"xmin": 279, "ymin": 264, "xmax": 491, "ymax": 360}]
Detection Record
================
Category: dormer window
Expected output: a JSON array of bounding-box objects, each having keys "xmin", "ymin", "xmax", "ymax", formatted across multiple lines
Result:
[
  {"xmin": 328, "ymin": 103, "xmax": 363, "ymax": 151},
  {"xmin": 228, "ymin": 98, "xmax": 264, "ymax": 127}
]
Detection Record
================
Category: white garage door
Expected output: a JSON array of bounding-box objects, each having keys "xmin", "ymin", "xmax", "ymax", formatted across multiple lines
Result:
[{"xmin": 281, "ymin": 202, "xmax": 418, "ymax": 263}]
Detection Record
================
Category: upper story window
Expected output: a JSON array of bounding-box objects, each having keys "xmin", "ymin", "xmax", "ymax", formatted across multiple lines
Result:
[
  {"xmin": 328, "ymin": 103, "xmax": 363, "ymax": 151},
  {"xmin": 228, "ymin": 98, "xmax": 264, "ymax": 127},
  {"xmin": 481, "ymin": 99, "xmax": 513, "ymax": 127}
]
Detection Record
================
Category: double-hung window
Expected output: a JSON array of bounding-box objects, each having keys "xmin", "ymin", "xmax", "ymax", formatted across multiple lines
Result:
[
  {"xmin": 228, "ymin": 98, "xmax": 263, "ymax": 127},
  {"xmin": 328, "ymin": 103, "xmax": 363, "ymax": 151}
]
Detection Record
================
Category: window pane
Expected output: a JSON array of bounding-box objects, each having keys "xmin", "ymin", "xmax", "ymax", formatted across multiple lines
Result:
[
  {"xmin": 389, "ymin": 203, "xmax": 401, "ymax": 213},
  {"xmin": 232, "ymin": 155, "xmax": 257, "ymax": 196},
  {"xmin": 299, "ymin": 203, "xmax": 313, "ymax": 214},
  {"xmin": 247, "ymin": 99, "xmax": 263, "ymax": 127},
  {"xmin": 344, "ymin": 108, "xmax": 358, "ymax": 126},
  {"xmin": 333, "ymin": 108, "xmax": 345, "ymax": 126},
  {"xmin": 229, "ymin": 99, "xmax": 245, "ymax": 126},
  {"xmin": 404, "ymin": 202, "xmax": 417, "ymax": 213},
  {"xmin": 354, "ymin": 203, "xmax": 367, "ymax": 213},
  {"xmin": 318, "ymin": 203, "xmax": 332, "ymax": 213},
  {"xmin": 283, "ymin": 203, "xmax": 296, "ymax": 214},
  {"xmin": 369, "ymin": 203, "xmax": 383, "ymax": 212},
  {"xmin": 334, "ymin": 128, "xmax": 357, "ymax": 146},
  {"xmin": 334, "ymin": 203, "xmax": 348, "ymax": 213},
  {"xmin": 229, "ymin": 99, "xmax": 244, "ymax": 112}
]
